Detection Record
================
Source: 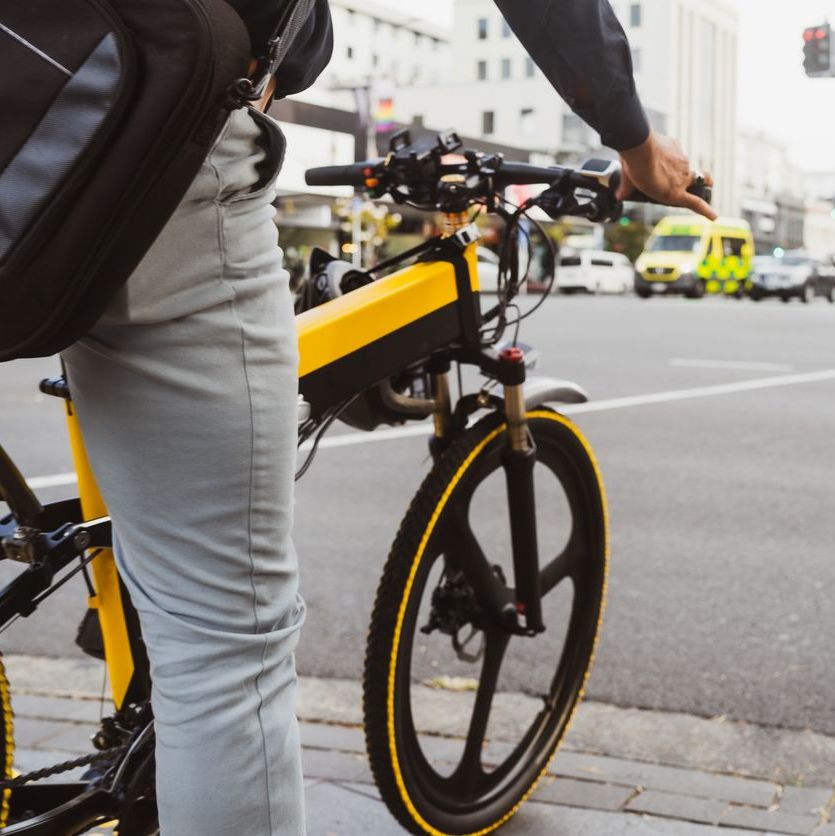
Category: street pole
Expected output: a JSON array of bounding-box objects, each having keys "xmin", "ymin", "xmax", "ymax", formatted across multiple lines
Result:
[{"xmin": 331, "ymin": 78, "xmax": 376, "ymax": 266}]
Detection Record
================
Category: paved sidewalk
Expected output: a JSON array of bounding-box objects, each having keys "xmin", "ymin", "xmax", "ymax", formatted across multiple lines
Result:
[{"xmin": 4, "ymin": 655, "xmax": 835, "ymax": 835}]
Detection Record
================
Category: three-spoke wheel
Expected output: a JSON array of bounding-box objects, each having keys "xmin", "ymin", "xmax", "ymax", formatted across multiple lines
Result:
[{"xmin": 363, "ymin": 410, "xmax": 608, "ymax": 835}]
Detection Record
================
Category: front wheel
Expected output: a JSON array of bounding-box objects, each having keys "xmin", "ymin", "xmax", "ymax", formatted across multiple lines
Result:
[
  {"xmin": 363, "ymin": 410, "xmax": 608, "ymax": 835},
  {"xmin": 685, "ymin": 279, "xmax": 706, "ymax": 299}
]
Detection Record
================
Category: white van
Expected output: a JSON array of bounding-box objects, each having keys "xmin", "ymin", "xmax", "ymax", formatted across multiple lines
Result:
[{"xmin": 557, "ymin": 250, "xmax": 633, "ymax": 294}]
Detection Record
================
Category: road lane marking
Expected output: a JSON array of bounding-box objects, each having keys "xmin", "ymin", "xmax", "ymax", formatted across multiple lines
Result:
[
  {"xmin": 26, "ymin": 472, "xmax": 78, "ymax": 489},
  {"xmin": 565, "ymin": 368, "xmax": 835, "ymax": 414},
  {"xmin": 21, "ymin": 368, "xmax": 835, "ymax": 486},
  {"xmin": 669, "ymin": 358, "xmax": 795, "ymax": 373}
]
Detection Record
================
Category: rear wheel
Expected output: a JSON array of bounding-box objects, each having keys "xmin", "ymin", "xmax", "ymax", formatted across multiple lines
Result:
[
  {"xmin": 0, "ymin": 654, "xmax": 14, "ymax": 828},
  {"xmin": 363, "ymin": 410, "xmax": 607, "ymax": 835}
]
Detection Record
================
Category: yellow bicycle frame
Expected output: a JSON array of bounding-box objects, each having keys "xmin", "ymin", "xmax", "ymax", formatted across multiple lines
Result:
[{"xmin": 63, "ymin": 239, "xmax": 481, "ymax": 710}]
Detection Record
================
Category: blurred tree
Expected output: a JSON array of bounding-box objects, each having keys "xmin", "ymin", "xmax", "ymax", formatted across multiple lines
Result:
[
  {"xmin": 335, "ymin": 198, "xmax": 403, "ymax": 265},
  {"xmin": 604, "ymin": 218, "xmax": 650, "ymax": 262}
]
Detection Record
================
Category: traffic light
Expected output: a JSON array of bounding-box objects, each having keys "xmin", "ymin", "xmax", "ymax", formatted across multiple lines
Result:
[{"xmin": 803, "ymin": 23, "xmax": 833, "ymax": 77}]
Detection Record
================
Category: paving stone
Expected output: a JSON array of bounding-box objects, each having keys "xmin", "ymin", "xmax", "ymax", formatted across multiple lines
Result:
[
  {"xmin": 533, "ymin": 775, "xmax": 636, "ymax": 811},
  {"xmin": 501, "ymin": 802, "xmax": 762, "ymax": 835},
  {"xmin": 778, "ymin": 785, "xmax": 834, "ymax": 815},
  {"xmin": 9, "ymin": 717, "xmax": 75, "ymax": 748},
  {"xmin": 551, "ymin": 751, "xmax": 779, "ymax": 807},
  {"xmin": 37, "ymin": 723, "xmax": 98, "ymax": 753},
  {"xmin": 721, "ymin": 804, "xmax": 820, "ymax": 835},
  {"xmin": 305, "ymin": 781, "xmax": 402, "ymax": 835},
  {"xmin": 11, "ymin": 694, "xmax": 104, "ymax": 724},
  {"xmin": 812, "ymin": 825, "xmax": 835, "ymax": 835},
  {"xmin": 626, "ymin": 789, "xmax": 730, "ymax": 825},
  {"xmin": 302, "ymin": 747, "xmax": 373, "ymax": 785},
  {"xmin": 301, "ymin": 722, "xmax": 365, "ymax": 754},
  {"xmin": 337, "ymin": 781, "xmax": 382, "ymax": 802}
]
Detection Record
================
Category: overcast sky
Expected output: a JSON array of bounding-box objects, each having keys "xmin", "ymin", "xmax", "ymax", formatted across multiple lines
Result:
[{"xmin": 376, "ymin": 0, "xmax": 835, "ymax": 172}]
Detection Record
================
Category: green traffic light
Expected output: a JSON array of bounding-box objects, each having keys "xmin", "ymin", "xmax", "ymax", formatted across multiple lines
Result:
[{"xmin": 618, "ymin": 217, "xmax": 631, "ymax": 227}]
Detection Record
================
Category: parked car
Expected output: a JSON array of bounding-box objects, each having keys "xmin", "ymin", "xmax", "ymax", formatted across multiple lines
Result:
[
  {"xmin": 476, "ymin": 247, "xmax": 501, "ymax": 293},
  {"xmin": 557, "ymin": 250, "xmax": 633, "ymax": 294},
  {"xmin": 748, "ymin": 252, "xmax": 834, "ymax": 303}
]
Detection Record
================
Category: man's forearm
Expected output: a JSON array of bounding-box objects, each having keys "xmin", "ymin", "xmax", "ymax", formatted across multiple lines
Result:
[{"xmin": 494, "ymin": 0, "xmax": 649, "ymax": 151}]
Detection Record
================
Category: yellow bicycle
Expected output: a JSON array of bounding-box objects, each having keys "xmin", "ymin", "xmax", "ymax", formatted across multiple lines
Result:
[{"xmin": 0, "ymin": 128, "xmax": 710, "ymax": 834}]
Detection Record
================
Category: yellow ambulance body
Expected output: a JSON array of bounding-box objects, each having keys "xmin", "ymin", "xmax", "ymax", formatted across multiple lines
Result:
[{"xmin": 634, "ymin": 216, "xmax": 755, "ymax": 299}]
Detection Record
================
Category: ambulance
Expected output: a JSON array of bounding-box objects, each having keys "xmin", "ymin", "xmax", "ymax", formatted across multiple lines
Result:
[{"xmin": 634, "ymin": 216, "xmax": 754, "ymax": 299}]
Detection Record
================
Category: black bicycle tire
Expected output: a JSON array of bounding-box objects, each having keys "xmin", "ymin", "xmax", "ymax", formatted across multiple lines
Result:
[
  {"xmin": 363, "ymin": 409, "xmax": 608, "ymax": 835},
  {"xmin": 0, "ymin": 653, "xmax": 15, "ymax": 828}
]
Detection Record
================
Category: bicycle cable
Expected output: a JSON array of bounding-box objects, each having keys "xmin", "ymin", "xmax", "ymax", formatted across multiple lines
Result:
[{"xmin": 295, "ymin": 397, "xmax": 356, "ymax": 480}]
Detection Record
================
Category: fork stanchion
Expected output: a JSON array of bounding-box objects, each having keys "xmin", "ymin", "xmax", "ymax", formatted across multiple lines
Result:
[{"xmin": 500, "ymin": 347, "xmax": 545, "ymax": 635}]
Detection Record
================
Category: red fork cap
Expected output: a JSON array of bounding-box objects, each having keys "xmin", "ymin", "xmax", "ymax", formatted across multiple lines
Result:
[{"xmin": 499, "ymin": 346, "xmax": 525, "ymax": 364}]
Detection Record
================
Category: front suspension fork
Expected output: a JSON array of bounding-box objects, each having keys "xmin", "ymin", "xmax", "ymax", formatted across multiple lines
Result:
[{"xmin": 500, "ymin": 348, "xmax": 545, "ymax": 635}]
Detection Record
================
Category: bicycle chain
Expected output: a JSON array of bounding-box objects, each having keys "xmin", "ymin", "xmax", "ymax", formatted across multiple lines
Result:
[{"xmin": 0, "ymin": 744, "xmax": 128, "ymax": 790}]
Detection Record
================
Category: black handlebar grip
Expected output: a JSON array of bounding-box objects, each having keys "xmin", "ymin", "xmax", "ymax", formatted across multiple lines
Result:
[
  {"xmin": 496, "ymin": 162, "xmax": 567, "ymax": 187},
  {"xmin": 305, "ymin": 164, "xmax": 373, "ymax": 188},
  {"xmin": 621, "ymin": 175, "xmax": 713, "ymax": 207}
]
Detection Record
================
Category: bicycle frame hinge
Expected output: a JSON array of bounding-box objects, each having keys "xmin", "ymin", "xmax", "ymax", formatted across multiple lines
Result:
[{"xmin": 40, "ymin": 376, "xmax": 71, "ymax": 400}]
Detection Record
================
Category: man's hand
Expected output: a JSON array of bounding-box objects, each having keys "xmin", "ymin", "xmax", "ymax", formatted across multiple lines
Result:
[{"xmin": 617, "ymin": 131, "xmax": 717, "ymax": 221}]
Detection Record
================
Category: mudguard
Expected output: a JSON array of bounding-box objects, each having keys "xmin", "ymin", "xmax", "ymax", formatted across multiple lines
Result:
[{"xmin": 523, "ymin": 376, "xmax": 589, "ymax": 410}]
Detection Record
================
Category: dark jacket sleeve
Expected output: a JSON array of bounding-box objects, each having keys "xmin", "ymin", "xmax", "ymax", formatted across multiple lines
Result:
[
  {"xmin": 274, "ymin": 0, "xmax": 334, "ymax": 98},
  {"xmin": 226, "ymin": 0, "xmax": 334, "ymax": 98},
  {"xmin": 493, "ymin": 0, "xmax": 649, "ymax": 151}
]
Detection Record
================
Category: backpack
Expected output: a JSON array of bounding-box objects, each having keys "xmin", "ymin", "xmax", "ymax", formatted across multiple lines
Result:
[{"xmin": 0, "ymin": 0, "xmax": 313, "ymax": 361}]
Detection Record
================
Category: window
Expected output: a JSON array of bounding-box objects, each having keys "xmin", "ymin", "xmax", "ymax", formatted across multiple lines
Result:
[
  {"xmin": 722, "ymin": 237, "xmax": 745, "ymax": 258},
  {"xmin": 520, "ymin": 107, "xmax": 535, "ymax": 135},
  {"xmin": 477, "ymin": 60, "xmax": 488, "ymax": 81},
  {"xmin": 525, "ymin": 57, "xmax": 535, "ymax": 78},
  {"xmin": 648, "ymin": 236, "xmax": 702, "ymax": 253},
  {"xmin": 501, "ymin": 58, "xmax": 512, "ymax": 79},
  {"xmin": 477, "ymin": 18, "xmax": 488, "ymax": 40},
  {"xmin": 631, "ymin": 48, "xmax": 641, "ymax": 72},
  {"xmin": 630, "ymin": 3, "xmax": 641, "ymax": 27},
  {"xmin": 482, "ymin": 111, "xmax": 495, "ymax": 135},
  {"xmin": 501, "ymin": 19, "xmax": 512, "ymax": 38}
]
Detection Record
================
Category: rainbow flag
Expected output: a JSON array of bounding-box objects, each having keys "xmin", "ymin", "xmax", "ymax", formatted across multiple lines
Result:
[{"xmin": 375, "ymin": 97, "xmax": 394, "ymax": 134}]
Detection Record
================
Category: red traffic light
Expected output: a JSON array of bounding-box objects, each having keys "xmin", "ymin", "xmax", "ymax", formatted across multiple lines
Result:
[
  {"xmin": 805, "ymin": 29, "xmax": 815, "ymax": 41},
  {"xmin": 816, "ymin": 28, "xmax": 828, "ymax": 39}
]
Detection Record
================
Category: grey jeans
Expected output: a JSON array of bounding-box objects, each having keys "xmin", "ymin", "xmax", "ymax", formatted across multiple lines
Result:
[{"xmin": 62, "ymin": 107, "xmax": 304, "ymax": 835}]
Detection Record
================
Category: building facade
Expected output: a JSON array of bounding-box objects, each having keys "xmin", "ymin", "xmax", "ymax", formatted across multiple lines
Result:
[
  {"xmin": 275, "ymin": 0, "xmax": 452, "ymax": 196},
  {"xmin": 394, "ymin": 0, "xmax": 740, "ymax": 215},
  {"xmin": 737, "ymin": 129, "xmax": 806, "ymax": 253}
]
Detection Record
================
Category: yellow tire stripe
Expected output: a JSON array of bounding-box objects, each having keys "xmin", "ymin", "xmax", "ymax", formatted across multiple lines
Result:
[
  {"xmin": 385, "ymin": 411, "xmax": 609, "ymax": 836},
  {"xmin": 0, "ymin": 655, "xmax": 14, "ymax": 827}
]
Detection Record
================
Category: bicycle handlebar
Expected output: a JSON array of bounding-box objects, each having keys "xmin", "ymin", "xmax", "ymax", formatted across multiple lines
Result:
[
  {"xmin": 303, "ymin": 130, "xmax": 713, "ymax": 219},
  {"xmin": 305, "ymin": 163, "xmax": 381, "ymax": 188}
]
